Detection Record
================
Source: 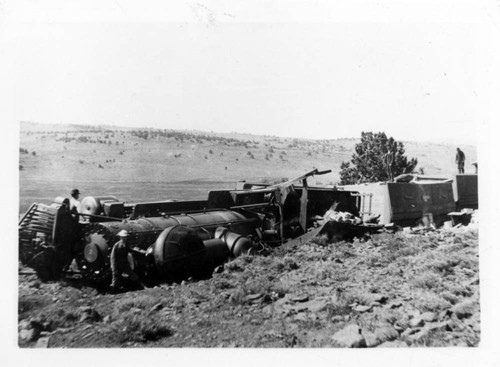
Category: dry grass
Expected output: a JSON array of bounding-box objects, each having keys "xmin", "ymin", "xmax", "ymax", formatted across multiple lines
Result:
[
  {"xmin": 412, "ymin": 290, "xmax": 452, "ymax": 313},
  {"xmin": 110, "ymin": 315, "xmax": 172, "ymax": 343},
  {"xmin": 18, "ymin": 223, "xmax": 479, "ymax": 347}
]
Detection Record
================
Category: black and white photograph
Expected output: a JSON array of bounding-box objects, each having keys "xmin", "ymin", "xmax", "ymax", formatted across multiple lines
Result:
[{"xmin": 3, "ymin": 0, "xmax": 500, "ymax": 365}]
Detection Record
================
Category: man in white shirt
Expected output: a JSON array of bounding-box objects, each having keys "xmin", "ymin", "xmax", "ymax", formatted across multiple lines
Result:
[{"xmin": 69, "ymin": 188, "xmax": 80, "ymax": 213}]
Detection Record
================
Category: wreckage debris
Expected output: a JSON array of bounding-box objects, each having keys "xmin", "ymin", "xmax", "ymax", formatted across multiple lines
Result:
[
  {"xmin": 18, "ymin": 169, "xmax": 479, "ymax": 290},
  {"xmin": 19, "ymin": 169, "xmax": 358, "ymax": 287}
]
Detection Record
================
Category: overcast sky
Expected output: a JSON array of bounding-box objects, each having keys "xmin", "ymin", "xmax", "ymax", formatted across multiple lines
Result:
[{"xmin": 3, "ymin": 0, "xmax": 500, "ymax": 146}]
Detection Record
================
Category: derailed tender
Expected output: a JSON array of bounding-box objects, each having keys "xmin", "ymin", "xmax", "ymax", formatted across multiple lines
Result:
[{"xmin": 19, "ymin": 169, "xmax": 371, "ymax": 285}]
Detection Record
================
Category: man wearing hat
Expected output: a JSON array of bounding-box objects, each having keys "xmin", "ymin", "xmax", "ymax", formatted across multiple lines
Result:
[
  {"xmin": 69, "ymin": 189, "xmax": 80, "ymax": 213},
  {"xmin": 110, "ymin": 230, "xmax": 145, "ymax": 292}
]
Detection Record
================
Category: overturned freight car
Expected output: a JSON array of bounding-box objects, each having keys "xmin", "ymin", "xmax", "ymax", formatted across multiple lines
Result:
[
  {"xmin": 454, "ymin": 174, "xmax": 478, "ymax": 210},
  {"xmin": 340, "ymin": 176, "xmax": 458, "ymax": 227}
]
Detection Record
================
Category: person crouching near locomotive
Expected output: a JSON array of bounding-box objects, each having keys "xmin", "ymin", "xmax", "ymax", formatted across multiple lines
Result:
[{"xmin": 110, "ymin": 230, "xmax": 146, "ymax": 293}]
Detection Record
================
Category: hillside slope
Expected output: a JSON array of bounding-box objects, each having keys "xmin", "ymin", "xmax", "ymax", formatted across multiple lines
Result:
[
  {"xmin": 18, "ymin": 224, "xmax": 479, "ymax": 348},
  {"xmin": 18, "ymin": 122, "xmax": 477, "ymax": 214}
]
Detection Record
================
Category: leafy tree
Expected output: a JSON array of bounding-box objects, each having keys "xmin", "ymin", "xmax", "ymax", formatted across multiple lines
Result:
[{"xmin": 339, "ymin": 131, "xmax": 418, "ymax": 185}]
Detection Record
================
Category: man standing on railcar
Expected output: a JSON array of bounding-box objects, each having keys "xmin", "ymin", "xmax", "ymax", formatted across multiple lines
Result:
[{"xmin": 456, "ymin": 148, "xmax": 465, "ymax": 174}]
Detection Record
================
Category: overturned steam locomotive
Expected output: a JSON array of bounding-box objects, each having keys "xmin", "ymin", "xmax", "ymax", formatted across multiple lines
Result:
[{"xmin": 19, "ymin": 169, "xmax": 363, "ymax": 285}]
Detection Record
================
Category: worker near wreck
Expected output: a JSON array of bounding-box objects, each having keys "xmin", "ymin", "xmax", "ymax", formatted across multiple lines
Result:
[
  {"xmin": 110, "ymin": 230, "xmax": 146, "ymax": 292},
  {"xmin": 69, "ymin": 189, "xmax": 80, "ymax": 213},
  {"xmin": 383, "ymin": 150, "xmax": 395, "ymax": 182},
  {"xmin": 456, "ymin": 148, "xmax": 465, "ymax": 174}
]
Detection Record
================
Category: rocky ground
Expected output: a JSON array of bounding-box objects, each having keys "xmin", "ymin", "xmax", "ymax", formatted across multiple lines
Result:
[{"xmin": 18, "ymin": 223, "xmax": 479, "ymax": 348}]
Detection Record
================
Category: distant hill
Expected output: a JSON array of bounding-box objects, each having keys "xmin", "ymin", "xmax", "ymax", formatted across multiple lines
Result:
[{"xmin": 18, "ymin": 121, "xmax": 477, "ymax": 214}]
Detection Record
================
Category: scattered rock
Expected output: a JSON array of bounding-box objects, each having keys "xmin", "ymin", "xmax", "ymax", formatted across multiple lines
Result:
[
  {"xmin": 290, "ymin": 294, "xmax": 309, "ymax": 303},
  {"xmin": 172, "ymin": 301, "xmax": 184, "ymax": 309},
  {"xmin": 78, "ymin": 306, "xmax": 101, "ymax": 322},
  {"xmin": 29, "ymin": 317, "xmax": 44, "ymax": 330},
  {"xmin": 421, "ymin": 312, "xmax": 438, "ymax": 322},
  {"xmin": 452, "ymin": 301, "xmax": 475, "ymax": 319},
  {"xmin": 190, "ymin": 298, "xmax": 203, "ymax": 305},
  {"xmin": 372, "ymin": 294, "xmax": 389, "ymax": 304},
  {"xmin": 362, "ymin": 331, "xmax": 378, "ymax": 347},
  {"xmin": 386, "ymin": 301, "xmax": 403, "ymax": 309},
  {"xmin": 439, "ymin": 309, "xmax": 453, "ymax": 320},
  {"xmin": 150, "ymin": 303, "xmax": 164, "ymax": 312},
  {"xmin": 262, "ymin": 305, "xmax": 273, "ymax": 315},
  {"xmin": 243, "ymin": 293, "xmax": 267, "ymax": 305},
  {"xmin": 377, "ymin": 340, "xmax": 408, "ymax": 348},
  {"xmin": 331, "ymin": 324, "xmax": 367, "ymax": 348},
  {"xmin": 427, "ymin": 321, "xmax": 453, "ymax": 333},
  {"xmin": 293, "ymin": 313, "xmax": 310, "ymax": 322},
  {"xmin": 410, "ymin": 316, "xmax": 425, "ymax": 328},
  {"xmin": 19, "ymin": 327, "xmax": 40, "ymax": 342},
  {"xmin": 353, "ymin": 305, "xmax": 372, "ymax": 313},
  {"xmin": 302, "ymin": 299, "xmax": 328, "ymax": 313},
  {"xmin": 467, "ymin": 276, "xmax": 479, "ymax": 286},
  {"xmin": 18, "ymin": 319, "xmax": 31, "ymax": 331},
  {"xmin": 42, "ymin": 321, "xmax": 52, "ymax": 331},
  {"xmin": 374, "ymin": 326, "xmax": 400, "ymax": 344},
  {"xmin": 246, "ymin": 293, "xmax": 264, "ymax": 301},
  {"xmin": 213, "ymin": 265, "xmax": 224, "ymax": 274},
  {"xmin": 264, "ymin": 330, "xmax": 282, "ymax": 339},
  {"xmin": 35, "ymin": 336, "xmax": 51, "ymax": 348},
  {"xmin": 407, "ymin": 321, "xmax": 453, "ymax": 342},
  {"xmin": 331, "ymin": 315, "xmax": 344, "ymax": 323},
  {"xmin": 401, "ymin": 328, "xmax": 419, "ymax": 338},
  {"xmin": 393, "ymin": 322, "xmax": 404, "ymax": 332},
  {"xmin": 102, "ymin": 315, "xmax": 111, "ymax": 324}
]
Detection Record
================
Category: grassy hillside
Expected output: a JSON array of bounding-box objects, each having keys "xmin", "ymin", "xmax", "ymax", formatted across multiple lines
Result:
[
  {"xmin": 18, "ymin": 225, "xmax": 479, "ymax": 348},
  {"xmin": 18, "ymin": 122, "xmax": 477, "ymax": 214}
]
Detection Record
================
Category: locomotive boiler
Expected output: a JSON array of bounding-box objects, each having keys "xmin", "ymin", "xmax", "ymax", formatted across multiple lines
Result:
[
  {"xmin": 19, "ymin": 169, "xmax": 361, "ymax": 285},
  {"xmin": 77, "ymin": 209, "xmax": 259, "ymax": 283}
]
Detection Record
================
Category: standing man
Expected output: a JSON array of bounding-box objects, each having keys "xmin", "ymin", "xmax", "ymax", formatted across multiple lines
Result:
[
  {"xmin": 383, "ymin": 150, "xmax": 395, "ymax": 182},
  {"xmin": 110, "ymin": 230, "xmax": 145, "ymax": 292},
  {"xmin": 456, "ymin": 148, "xmax": 465, "ymax": 174},
  {"xmin": 69, "ymin": 189, "xmax": 80, "ymax": 213}
]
